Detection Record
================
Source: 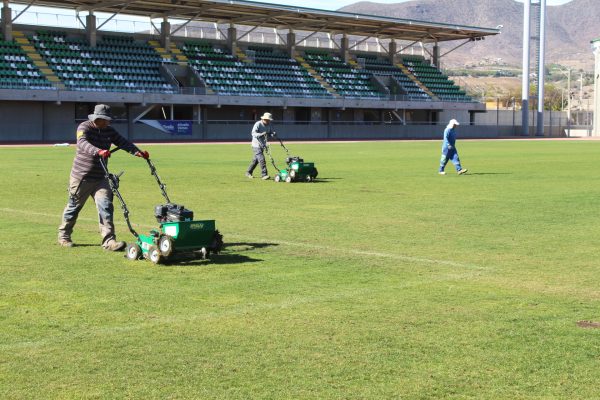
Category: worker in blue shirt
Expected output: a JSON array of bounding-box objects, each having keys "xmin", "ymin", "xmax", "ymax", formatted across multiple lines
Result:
[{"xmin": 439, "ymin": 119, "xmax": 468, "ymax": 175}]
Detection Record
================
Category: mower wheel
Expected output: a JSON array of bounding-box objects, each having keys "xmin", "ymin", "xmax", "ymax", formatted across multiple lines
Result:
[
  {"xmin": 305, "ymin": 175, "xmax": 312, "ymax": 182},
  {"xmin": 148, "ymin": 245, "xmax": 163, "ymax": 264},
  {"xmin": 125, "ymin": 243, "xmax": 142, "ymax": 260},
  {"xmin": 274, "ymin": 175, "xmax": 281, "ymax": 182},
  {"xmin": 158, "ymin": 235, "xmax": 174, "ymax": 257},
  {"xmin": 289, "ymin": 170, "xmax": 296, "ymax": 178},
  {"xmin": 285, "ymin": 175, "xmax": 292, "ymax": 183}
]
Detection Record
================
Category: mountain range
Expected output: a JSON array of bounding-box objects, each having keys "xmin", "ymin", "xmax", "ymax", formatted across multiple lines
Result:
[{"xmin": 339, "ymin": 0, "xmax": 600, "ymax": 70}]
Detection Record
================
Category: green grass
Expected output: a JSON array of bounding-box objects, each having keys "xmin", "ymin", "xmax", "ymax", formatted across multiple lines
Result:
[{"xmin": 1, "ymin": 140, "xmax": 600, "ymax": 399}]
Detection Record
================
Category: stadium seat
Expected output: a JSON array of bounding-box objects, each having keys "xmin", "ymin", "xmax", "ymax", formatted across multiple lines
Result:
[
  {"xmin": 0, "ymin": 35, "xmax": 54, "ymax": 90},
  {"xmin": 181, "ymin": 41, "xmax": 332, "ymax": 98},
  {"xmin": 29, "ymin": 30, "xmax": 177, "ymax": 93},
  {"xmin": 302, "ymin": 50, "xmax": 384, "ymax": 99},
  {"xmin": 400, "ymin": 55, "xmax": 472, "ymax": 102}
]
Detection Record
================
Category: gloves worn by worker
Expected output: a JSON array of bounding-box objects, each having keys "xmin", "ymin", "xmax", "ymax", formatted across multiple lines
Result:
[
  {"xmin": 98, "ymin": 149, "xmax": 111, "ymax": 159},
  {"xmin": 135, "ymin": 150, "xmax": 150, "ymax": 159},
  {"xmin": 447, "ymin": 145, "xmax": 454, "ymax": 150},
  {"xmin": 270, "ymin": 132, "xmax": 277, "ymax": 137}
]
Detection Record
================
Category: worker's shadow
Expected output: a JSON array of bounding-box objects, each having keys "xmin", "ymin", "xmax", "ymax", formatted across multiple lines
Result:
[{"xmin": 464, "ymin": 172, "xmax": 512, "ymax": 176}]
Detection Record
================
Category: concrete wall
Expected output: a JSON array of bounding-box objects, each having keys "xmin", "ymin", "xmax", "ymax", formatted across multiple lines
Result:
[{"xmin": 0, "ymin": 101, "xmax": 567, "ymax": 143}]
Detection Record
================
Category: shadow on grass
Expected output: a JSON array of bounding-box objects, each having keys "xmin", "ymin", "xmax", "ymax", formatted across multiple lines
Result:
[
  {"xmin": 169, "ymin": 253, "xmax": 263, "ymax": 266},
  {"xmin": 153, "ymin": 242, "xmax": 279, "ymax": 267},
  {"xmin": 309, "ymin": 177, "xmax": 342, "ymax": 183},
  {"xmin": 463, "ymin": 172, "xmax": 512, "ymax": 176},
  {"xmin": 224, "ymin": 242, "xmax": 279, "ymax": 251}
]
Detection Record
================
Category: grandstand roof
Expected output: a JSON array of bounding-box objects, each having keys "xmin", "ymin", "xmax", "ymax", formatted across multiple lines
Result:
[{"xmin": 10, "ymin": 0, "xmax": 500, "ymax": 43}]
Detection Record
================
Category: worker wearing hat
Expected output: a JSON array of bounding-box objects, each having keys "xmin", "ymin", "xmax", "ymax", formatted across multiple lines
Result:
[
  {"xmin": 246, "ymin": 112, "xmax": 275, "ymax": 180},
  {"xmin": 58, "ymin": 104, "xmax": 150, "ymax": 251},
  {"xmin": 439, "ymin": 118, "xmax": 468, "ymax": 175}
]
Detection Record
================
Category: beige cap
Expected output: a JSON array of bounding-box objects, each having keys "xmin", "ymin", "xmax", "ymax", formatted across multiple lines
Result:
[{"xmin": 261, "ymin": 112, "xmax": 273, "ymax": 121}]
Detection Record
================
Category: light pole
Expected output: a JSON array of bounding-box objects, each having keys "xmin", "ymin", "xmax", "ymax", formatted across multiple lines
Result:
[
  {"xmin": 536, "ymin": 0, "xmax": 547, "ymax": 137},
  {"xmin": 521, "ymin": 0, "xmax": 531, "ymax": 136}
]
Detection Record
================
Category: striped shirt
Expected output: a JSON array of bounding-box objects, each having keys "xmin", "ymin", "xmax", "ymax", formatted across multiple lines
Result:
[{"xmin": 70, "ymin": 120, "xmax": 139, "ymax": 180}]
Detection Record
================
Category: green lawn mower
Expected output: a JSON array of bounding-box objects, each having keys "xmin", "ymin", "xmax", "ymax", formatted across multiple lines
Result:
[
  {"xmin": 99, "ymin": 151, "xmax": 223, "ymax": 264},
  {"xmin": 265, "ymin": 135, "xmax": 318, "ymax": 183}
]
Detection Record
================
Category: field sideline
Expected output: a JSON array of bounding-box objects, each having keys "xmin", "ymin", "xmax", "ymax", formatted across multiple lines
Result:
[{"xmin": 1, "ymin": 140, "xmax": 599, "ymax": 398}]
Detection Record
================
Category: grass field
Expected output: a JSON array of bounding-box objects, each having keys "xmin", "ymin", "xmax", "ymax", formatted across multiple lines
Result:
[{"xmin": 1, "ymin": 139, "xmax": 600, "ymax": 399}]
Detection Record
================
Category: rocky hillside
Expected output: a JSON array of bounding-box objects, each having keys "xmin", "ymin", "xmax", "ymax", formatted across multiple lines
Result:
[{"xmin": 340, "ymin": 0, "xmax": 599, "ymax": 69}]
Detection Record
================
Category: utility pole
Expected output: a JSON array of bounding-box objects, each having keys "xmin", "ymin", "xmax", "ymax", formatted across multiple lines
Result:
[
  {"xmin": 562, "ymin": 67, "xmax": 572, "ymax": 137},
  {"xmin": 592, "ymin": 38, "xmax": 600, "ymax": 136}
]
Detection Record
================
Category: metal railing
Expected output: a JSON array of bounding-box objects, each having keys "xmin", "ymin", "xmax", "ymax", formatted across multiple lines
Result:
[{"xmin": 0, "ymin": 83, "xmax": 481, "ymax": 103}]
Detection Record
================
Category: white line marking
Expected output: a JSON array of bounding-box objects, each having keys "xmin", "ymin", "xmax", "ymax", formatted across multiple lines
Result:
[{"xmin": 0, "ymin": 207, "xmax": 485, "ymax": 270}]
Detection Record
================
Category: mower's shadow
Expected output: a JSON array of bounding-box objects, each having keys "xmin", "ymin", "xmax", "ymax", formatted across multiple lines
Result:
[
  {"xmin": 225, "ymin": 242, "xmax": 279, "ymax": 251},
  {"xmin": 311, "ymin": 177, "xmax": 342, "ymax": 183},
  {"xmin": 161, "ymin": 242, "xmax": 279, "ymax": 267}
]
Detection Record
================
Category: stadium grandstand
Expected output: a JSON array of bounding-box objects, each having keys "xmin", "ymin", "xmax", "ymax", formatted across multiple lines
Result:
[{"xmin": 0, "ymin": 0, "xmax": 500, "ymax": 142}]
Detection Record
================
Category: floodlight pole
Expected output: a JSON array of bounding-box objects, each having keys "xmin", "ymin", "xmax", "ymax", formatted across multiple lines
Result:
[
  {"xmin": 536, "ymin": 0, "xmax": 546, "ymax": 136},
  {"xmin": 521, "ymin": 0, "xmax": 531, "ymax": 136}
]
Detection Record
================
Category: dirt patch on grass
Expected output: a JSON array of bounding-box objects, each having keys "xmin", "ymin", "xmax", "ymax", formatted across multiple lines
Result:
[{"xmin": 577, "ymin": 321, "xmax": 600, "ymax": 329}]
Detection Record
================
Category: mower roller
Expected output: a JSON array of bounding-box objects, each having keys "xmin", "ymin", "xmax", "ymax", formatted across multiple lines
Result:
[
  {"xmin": 99, "ymin": 150, "xmax": 223, "ymax": 264},
  {"xmin": 264, "ymin": 134, "xmax": 318, "ymax": 183}
]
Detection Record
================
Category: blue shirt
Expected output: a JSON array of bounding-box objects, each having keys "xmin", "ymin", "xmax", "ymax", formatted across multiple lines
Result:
[{"xmin": 442, "ymin": 126, "xmax": 456, "ymax": 148}]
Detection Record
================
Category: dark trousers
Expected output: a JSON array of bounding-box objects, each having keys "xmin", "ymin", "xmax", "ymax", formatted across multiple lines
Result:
[{"xmin": 247, "ymin": 146, "xmax": 268, "ymax": 177}]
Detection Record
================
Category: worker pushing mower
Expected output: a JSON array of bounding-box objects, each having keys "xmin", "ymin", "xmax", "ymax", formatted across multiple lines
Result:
[
  {"xmin": 245, "ymin": 112, "xmax": 318, "ymax": 183},
  {"xmin": 99, "ymin": 151, "xmax": 223, "ymax": 264}
]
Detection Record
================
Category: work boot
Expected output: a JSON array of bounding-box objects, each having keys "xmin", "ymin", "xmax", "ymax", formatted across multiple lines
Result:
[
  {"xmin": 261, "ymin": 175, "xmax": 270, "ymax": 180},
  {"xmin": 104, "ymin": 239, "xmax": 126, "ymax": 251},
  {"xmin": 458, "ymin": 169, "xmax": 468, "ymax": 175},
  {"xmin": 245, "ymin": 173, "xmax": 253, "ymax": 179},
  {"xmin": 58, "ymin": 239, "xmax": 74, "ymax": 247}
]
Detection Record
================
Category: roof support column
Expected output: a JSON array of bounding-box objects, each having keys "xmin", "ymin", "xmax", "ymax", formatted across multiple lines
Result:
[
  {"xmin": 2, "ymin": 1, "xmax": 13, "ymax": 42},
  {"xmin": 287, "ymin": 30, "xmax": 296, "ymax": 58},
  {"xmin": 227, "ymin": 24, "xmax": 237, "ymax": 55},
  {"xmin": 432, "ymin": 41, "xmax": 440, "ymax": 68},
  {"xmin": 389, "ymin": 39, "xmax": 399, "ymax": 65},
  {"xmin": 86, "ymin": 12, "xmax": 97, "ymax": 47},
  {"xmin": 340, "ymin": 34, "xmax": 349, "ymax": 63},
  {"xmin": 592, "ymin": 39, "xmax": 600, "ymax": 136},
  {"xmin": 160, "ymin": 17, "xmax": 171, "ymax": 50}
]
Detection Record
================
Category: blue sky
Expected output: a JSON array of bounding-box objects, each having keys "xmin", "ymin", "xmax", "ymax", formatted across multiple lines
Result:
[{"xmin": 252, "ymin": 0, "xmax": 572, "ymax": 10}]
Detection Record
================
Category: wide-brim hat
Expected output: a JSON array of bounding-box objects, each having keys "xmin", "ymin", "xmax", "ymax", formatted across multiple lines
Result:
[
  {"xmin": 88, "ymin": 104, "xmax": 113, "ymax": 121},
  {"xmin": 260, "ymin": 112, "xmax": 273, "ymax": 121},
  {"xmin": 449, "ymin": 119, "xmax": 460, "ymax": 126}
]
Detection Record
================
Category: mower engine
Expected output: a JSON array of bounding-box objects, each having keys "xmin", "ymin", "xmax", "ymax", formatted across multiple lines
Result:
[{"xmin": 155, "ymin": 203, "xmax": 194, "ymax": 223}]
